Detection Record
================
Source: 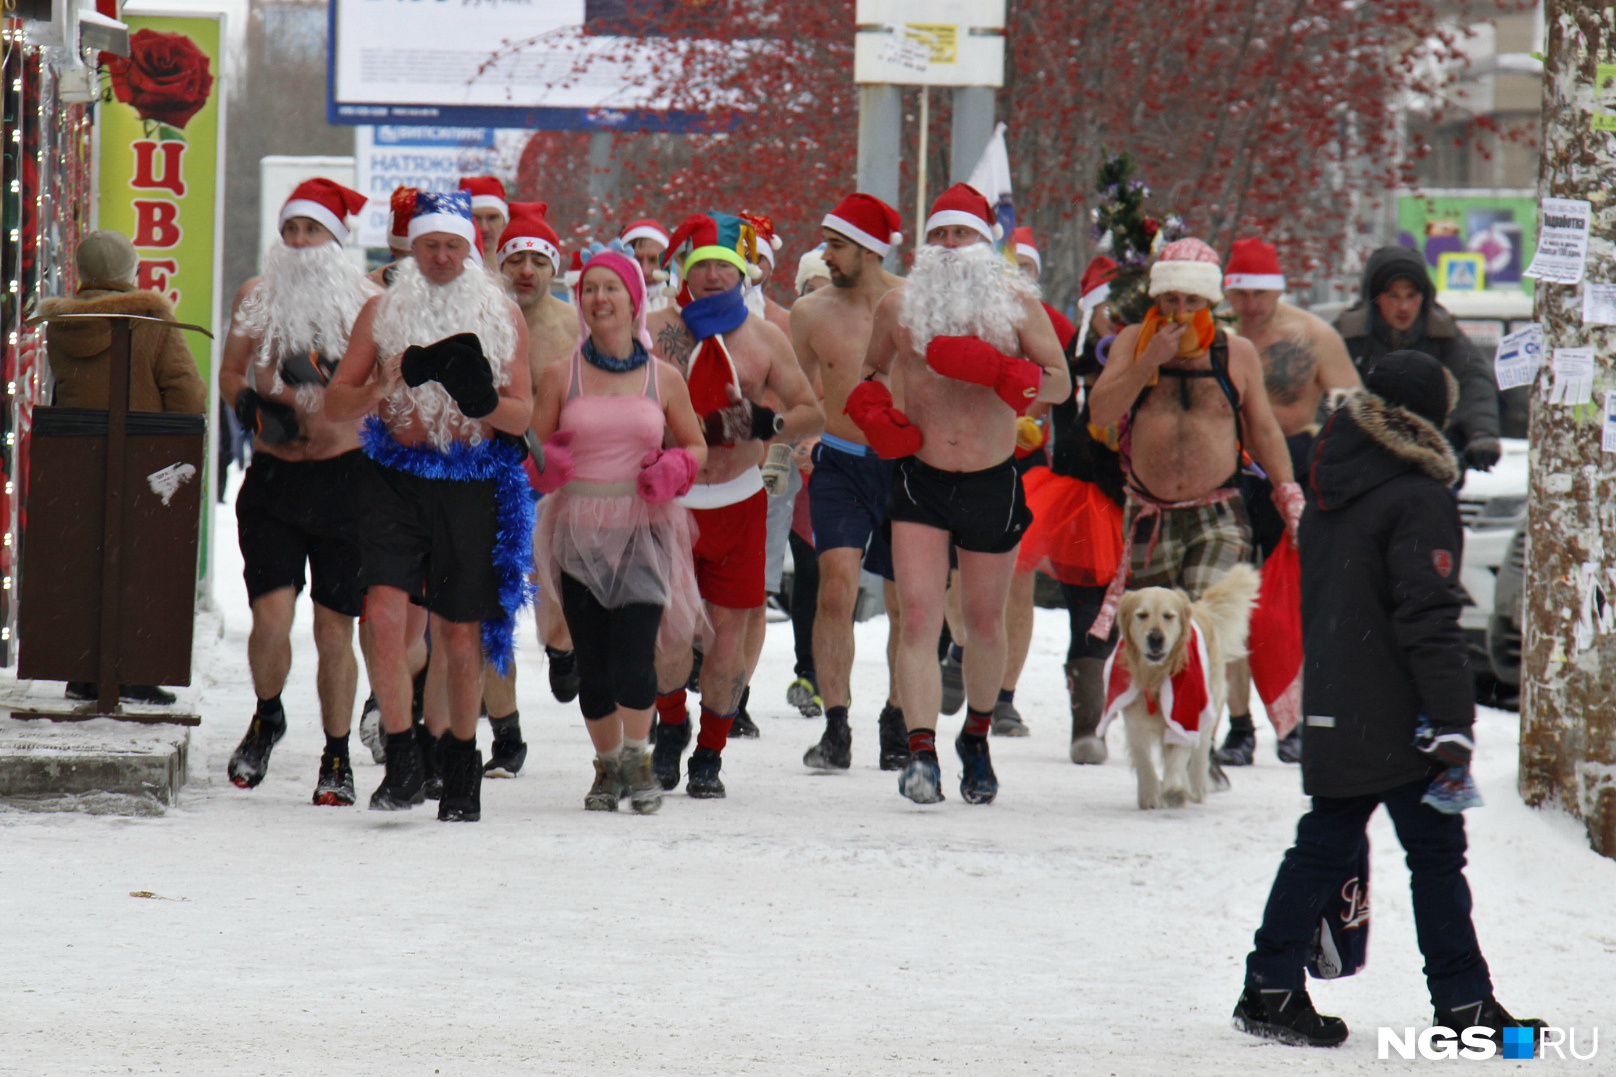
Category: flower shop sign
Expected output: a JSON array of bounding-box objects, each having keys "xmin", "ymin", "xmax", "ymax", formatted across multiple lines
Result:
[{"xmin": 97, "ymin": 14, "xmax": 224, "ymax": 384}]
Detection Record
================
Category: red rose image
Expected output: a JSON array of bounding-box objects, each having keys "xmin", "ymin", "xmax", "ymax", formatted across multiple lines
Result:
[{"xmin": 109, "ymin": 29, "xmax": 214, "ymax": 130}]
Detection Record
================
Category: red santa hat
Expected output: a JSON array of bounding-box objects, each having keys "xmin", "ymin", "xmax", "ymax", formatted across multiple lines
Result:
[
  {"xmin": 457, "ymin": 175, "xmax": 509, "ymax": 219},
  {"xmin": 822, "ymin": 193, "xmax": 903, "ymax": 257},
  {"xmin": 1009, "ymin": 226, "xmax": 1041, "ymax": 274},
  {"xmin": 924, "ymin": 183, "xmax": 999, "ymax": 244},
  {"xmin": 1223, "ymin": 236, "xmax": 1286, "ymax": 292},
  {"xmin": 497, "ymin": 202, "xmax": 561, "ymax": 268},
  {"xmin": 279, "ymin": 178, "xmax": 367, "ymax": 246},
  {"xmin": 740, "ymin": 211, "xmax": 782, "ymax": 265},
  {"xmin": 620, "ymin": 218, "xmax": 670, "ymax": 250},
  {"xmin": 1078, "ymin": 256, "xmax": 1118, "ymax": 312},
  {"xmin": 1148, "ymin": 237, "xmax": 1223, "ymax": 303},
  {"xmin": 387, "ymin": 186, "xmax": 417, "ymax": 253}
]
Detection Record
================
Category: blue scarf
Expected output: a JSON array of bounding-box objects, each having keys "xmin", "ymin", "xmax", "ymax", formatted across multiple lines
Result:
[
  {"xmin": 582, "ymin": 337, "xmax": 650, "ymax": 373},
  {"xmin": 359, "ymin": 417, "xmax": 537, "ymax": 675},
  {"xmin": 680, "ymin": 282, "xmax": 749, "ymax": 340}
]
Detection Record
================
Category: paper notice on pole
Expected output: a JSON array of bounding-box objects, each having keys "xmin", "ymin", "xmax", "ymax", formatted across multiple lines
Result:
[
  {"xmin": 878, "ymin": 25, "xmax": 935, "ymax": 74},
  {"xmin": 1550, "ymin": 347, "xmax": 1596, "ymax": 405},
  {"xmin": 1494, "ymin": 322, "xmax": 1543, "ymax": 390},
  {"xmin": 1585, "ymin": 283, "xmax": 1616, "ymax": 326},
  {"xmin": 1525, "ymin": 198, "xmax": 1592, "ymax": 284},
  {"xmin": 1603, "ymin": 391, "xmax": 1616, "ymax": 452}
]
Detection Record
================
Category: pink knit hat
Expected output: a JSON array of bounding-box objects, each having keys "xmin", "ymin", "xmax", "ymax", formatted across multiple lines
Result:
[{"xmin": 1148, "ymin": 238, "xmax": 1223, "ymax": 303}]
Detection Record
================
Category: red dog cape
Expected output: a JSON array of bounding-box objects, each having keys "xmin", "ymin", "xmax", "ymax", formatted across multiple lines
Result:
[
  {"xmin": 1248, "ymin": 533, "xmax": 1302, "ymax": 737},
  {"xmin": 1100, "ymin": 620, "xmax": 1214, "ymax": 748}
]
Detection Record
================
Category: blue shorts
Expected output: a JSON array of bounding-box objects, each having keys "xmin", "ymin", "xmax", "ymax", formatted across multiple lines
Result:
[{"xmin": 808, "ymin": 434, "xmax": 895, "ymax": 581}]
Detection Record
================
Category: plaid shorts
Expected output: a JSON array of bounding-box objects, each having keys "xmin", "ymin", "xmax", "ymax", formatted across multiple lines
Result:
[{"xmin": 1124, "ymin": 495, "xmax": 1253, "ymax": 599}]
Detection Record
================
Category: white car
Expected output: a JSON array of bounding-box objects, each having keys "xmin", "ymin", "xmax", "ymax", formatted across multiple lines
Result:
[{"xmin": 1457, "ymin": 436, "xmax": 1528, "ymax": 652}]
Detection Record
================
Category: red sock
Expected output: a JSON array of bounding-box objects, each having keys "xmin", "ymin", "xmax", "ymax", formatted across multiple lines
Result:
[
  {"xmin": 696, "ymin": 705, "xmax": 735, "ymax": 752},
  {"xmin": 656, "ymin": 690, "xmax": 688, "ymax": 726},
  {"xmin": 908, "ymin": 728, "xmax": 936, "ymax": 755},
  {"xmin": 963, "ymin": 707, "xmax": 992, "ymax": 738}
]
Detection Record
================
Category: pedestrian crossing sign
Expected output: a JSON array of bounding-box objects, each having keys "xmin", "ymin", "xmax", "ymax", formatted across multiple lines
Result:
[{"xmin": 1438, "ymin": 252, "xmax": 1486, "ymax": 292}]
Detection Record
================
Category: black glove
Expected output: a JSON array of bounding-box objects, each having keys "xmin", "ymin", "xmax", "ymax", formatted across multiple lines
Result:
[
  {"xmin": 235, "ymin": 388, "xmax": 299, "ymax": 446},
  {"xmin": 436, "ymin": 344, "xmax": 499, "ymax": 419},
  {"xmin": 1414, "ymin": 725, "xmax": 1474, "ymax": 768},
  {"xmin": 1463, "ymin": 436, "xmax": 1501, "ymax": 472},
  {"xmin": 400, "ymin": 332, "xmax": 481, "ymax": 388},
  {"xmin": 701, "ymin": 401, "xmax": 782, "ymax": 445},
  {"xmin": 280, "ymin": 349, "xmax": 334, "ymax": 387}
]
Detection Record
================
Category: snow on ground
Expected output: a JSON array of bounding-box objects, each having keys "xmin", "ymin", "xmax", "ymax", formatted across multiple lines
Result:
[{"xmin": 1, "ymin": 487, "xmax": 1612, "ymax": 1075}]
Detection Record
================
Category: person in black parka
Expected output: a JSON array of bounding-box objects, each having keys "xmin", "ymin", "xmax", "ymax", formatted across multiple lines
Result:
[
  {"xmin": 1334, "ymin": 247, "xmax": 1502, "ymax": 474},
  {"xmin": 1231, "ymin": 350, "xmax": 1543, "ymax": 1050}
]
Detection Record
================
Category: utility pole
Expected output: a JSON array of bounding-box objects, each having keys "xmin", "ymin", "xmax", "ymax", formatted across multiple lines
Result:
[{"xmin": 1520, "ymin": 1, "xmax": 1616, "ymax": 858}]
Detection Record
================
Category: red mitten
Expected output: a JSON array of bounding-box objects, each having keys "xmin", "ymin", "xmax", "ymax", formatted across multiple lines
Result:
[
  {"xmin": 532, "ymin": 431, "xmax": 576, "ymax": 494},
  {"xmin": 924, "ymin": 335, "xmax": 1042, "ymax": 415},
  {"xmin": 637, "ymin": 447, "xmax": 700, "ymax": 505},
  {"xmin": 844, "ymin": 380, "xmax": 923, "ymax": 460}
]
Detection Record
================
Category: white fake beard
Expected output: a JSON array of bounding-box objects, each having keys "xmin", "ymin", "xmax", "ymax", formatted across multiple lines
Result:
[
  {"xmin": 233, "ymin": 241, "xmax": 378, "ymax": 403},
  {"xmin": 898, "ymin": 241, "xmax": 1038, "ymax": 354},
  {"xmin": 372, "ymin": 258, "xmax": 517, "ymax": 450}
]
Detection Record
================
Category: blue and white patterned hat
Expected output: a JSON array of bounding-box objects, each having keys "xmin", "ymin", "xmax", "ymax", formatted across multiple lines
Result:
[{"xmin": 407, "ymin": 189, "xmax": 477, "ymax": 246}]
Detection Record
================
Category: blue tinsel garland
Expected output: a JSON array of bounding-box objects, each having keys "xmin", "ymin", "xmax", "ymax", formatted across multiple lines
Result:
[{"xmin": 360, "ymin": 417, "xmax": 536, "ymax": 675}]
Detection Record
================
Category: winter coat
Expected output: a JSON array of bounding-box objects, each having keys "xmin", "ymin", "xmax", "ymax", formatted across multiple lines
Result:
[
  {"xmin": 1298, "ymin": 389, "xmax": 1471, "ymax": 799},
  {"xmin": 39, "ymin": 282, "xmax": 207, "ymax": 414},
  {"xmin": 1333, "ymin": 246, "xmax": 1499, "ymax": 454}
]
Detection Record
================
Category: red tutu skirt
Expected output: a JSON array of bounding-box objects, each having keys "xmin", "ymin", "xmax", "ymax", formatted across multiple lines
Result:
[{"xmin": 1016, "ymin": 468, "xmax": 1124, "ymax": 587}]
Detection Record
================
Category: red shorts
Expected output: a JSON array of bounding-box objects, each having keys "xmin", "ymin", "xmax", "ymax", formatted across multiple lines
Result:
[{"xmin": 690, "ymin": 489, "xmax": 768, "ymax": 609}]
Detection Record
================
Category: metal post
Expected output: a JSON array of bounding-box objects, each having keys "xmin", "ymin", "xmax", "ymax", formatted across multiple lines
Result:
[
  {"xmin": 915, "ymin": 88, "xmax": 929, "ymax": 249},
  {"xmin": 587, "ymin": 131, "xmax": 618, "ymax": 221},
  {"xmin": 857, "ymin": 84, "xmax": 902, "ymax": 267},
  {"xmin": 950, "ymin": 86, "xmax": 996, "ymax": 184}
]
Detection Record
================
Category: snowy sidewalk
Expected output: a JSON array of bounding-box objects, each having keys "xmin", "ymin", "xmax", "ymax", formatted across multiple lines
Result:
[{"xmin": 1, "ymin": 502, "xmax": 1611, "ymax": 1074}]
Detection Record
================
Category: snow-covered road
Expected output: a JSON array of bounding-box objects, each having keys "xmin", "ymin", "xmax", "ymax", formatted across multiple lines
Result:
[{"xmin": 1, "ymin": 497, "xmax": 1611, "ymax": 1075}]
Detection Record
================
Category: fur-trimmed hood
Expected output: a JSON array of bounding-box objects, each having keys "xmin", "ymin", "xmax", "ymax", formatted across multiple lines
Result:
[
  {"xmin": 1310, "ymin": 389, "xmax": 1460, "ymax": 510},
  {"xmin": 38, "ymin": 283, "xmax": 179, "ymax": 359}
]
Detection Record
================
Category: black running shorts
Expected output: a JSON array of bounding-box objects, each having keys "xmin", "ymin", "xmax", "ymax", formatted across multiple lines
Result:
[
  {"xmin": 236, "ymin": 450, "xmax": 365, "ymax": 616},
  {"xmin": 886, "ymin": 455, "xmax": 1031, "ymax": 555}
]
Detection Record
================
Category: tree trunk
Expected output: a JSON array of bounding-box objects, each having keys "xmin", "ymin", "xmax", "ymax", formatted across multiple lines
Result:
[{"xmin": 1520, "ymin": 0, "xmax": 1616, "ymax": 859}]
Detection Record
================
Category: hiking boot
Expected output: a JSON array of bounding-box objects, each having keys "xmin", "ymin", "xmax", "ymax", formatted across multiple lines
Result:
[
  {"xmin": 939, "ymin": 653, "xmax": 965, "ymax": 716},
  {"xmin": 877, "ymin": 705, "xmax": 910, "ymax": 771},
  {"xmin": 437, "ymin": 737, "xmax": 482, "ymax": 822},
  {"xmin": 1277, "ymin": 726, "xmax": 1302, "ymax": 764},
  {"xmin": 585, "ymin": 755, "xmax": 621, "ymax": 811},
  {"xmin": 686, "ymin": 745, "xmax": 726, "ymax": 799},
  {"xmin": 1068, "ymin": 658, "xmax": 1109, "ymax": 764},
  {"xmin": 1231, "ymin": 986, "xmax": 1348, "ymax": 1047},
  {"xmin": 730, "ymin": 687, "xmax": 759, "ymax": 739},
  {"xmin": 484, "ymin": 712, "xmax": 526, "ymax": 777},
  {"xmin": 1214, "ymin": 715, "xmax": 1256, "ymax": 766},
  {"xmin": 652, "ymin": 719, "xmax": 692, "ymax": 791},
  {"xmin": 358, "ymin": 694, "xmax": 386, "ymax": 764},
  {"xmin": 312, "ymin": 750, "xmax": 355, "ymax": 806},
  {"xmin": 546, "ymin": 646, "xmax": 580, "ymax": 704},
  {"xmin": 956, "ymin": 733, "xmax": 999, "ymax": 805},
  {"xmin": 803, "ymin": 713, "xmax": 851, "ymax": 770},
  {"xmin": 620, "ymin": 746, "xmax": 662, "ymax": 815},
  {"xmin": 786, "ymin": 675, "xmax": 823, "ymax": 718},
  {"xmin": 1433, "ymin": 997, "xmax": 1547, "ymax": 1058},
  {"xmin": 416, "ymin": 725, "xmax": 445, "ymax": 800},
  {"xmin": 991, "ymin": 699, "xmax": 1029, "ymax": 737},
  {"xmin": 369, "ymin": 730, "xmax": 426, "ymax": 811},
  {"xmin": 227, "ymin": 710, "xmax": 287, "ymax": 789},
  {"xmin": 899, "ymin": 749, "xmax": 944, "ymax": 804}
]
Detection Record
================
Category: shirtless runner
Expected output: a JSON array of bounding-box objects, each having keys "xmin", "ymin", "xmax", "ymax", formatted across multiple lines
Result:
[
  {"xmin": 645, "ymin": 211, "xmax": 823, "ymax": 798},
  {"xmin": 851, "ymin": 184, "xmax": 1069, "ymax": 805},
  {"xmin": 789, "ymin": 192, "xmax": 909, "ymax": 773}
]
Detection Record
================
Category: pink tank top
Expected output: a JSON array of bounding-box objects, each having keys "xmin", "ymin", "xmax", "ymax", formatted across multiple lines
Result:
[{"xmin": 557, "ymin": 350, "xmax": 666, "ymax": 485}]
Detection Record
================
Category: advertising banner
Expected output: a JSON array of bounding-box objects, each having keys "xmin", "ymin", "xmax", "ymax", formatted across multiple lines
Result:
[
  {"xmin": 353, "ymin": 126, "xmax": 505, "ymax": 248},
  {"xmin": 1395, "ymin": 191, "xmax": 1536, "ymax": 295}
]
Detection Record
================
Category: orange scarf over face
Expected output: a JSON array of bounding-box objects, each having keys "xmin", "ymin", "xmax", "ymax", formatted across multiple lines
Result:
[{"xmin": 1135, "ymin": 306, "xmax": 1217, "ymax": 360}]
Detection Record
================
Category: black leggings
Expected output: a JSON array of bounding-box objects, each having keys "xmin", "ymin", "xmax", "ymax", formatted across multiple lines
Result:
[
  {"xmin": 787, "ymin": 530, "xmax": 819, "ymax": 678},
  {"xmin": 1061, "ymin": 582, "xmax": 1116, "ymax": 663},
  {"xmin": 559, "ymin": 573, "xmax": 663, "ymax": 721}
]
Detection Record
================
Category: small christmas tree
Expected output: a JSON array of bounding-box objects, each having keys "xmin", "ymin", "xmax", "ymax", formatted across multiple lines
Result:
[{"xmin": 1091, "ymin": 152, "xmax": 1182, "ymax": 324}]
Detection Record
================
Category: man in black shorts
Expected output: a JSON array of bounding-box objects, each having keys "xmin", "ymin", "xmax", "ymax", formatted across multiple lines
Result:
[
  {"xmin": 219, "ymin": 178, "xmax": 377, "ymax": 804},
  {"xmin": 848, "ymin": 185, "xmax": 1069, "ymax": 804},
  {"xmin": 326, "ymin": 190, "xmax": 533, "ymax": 820}
]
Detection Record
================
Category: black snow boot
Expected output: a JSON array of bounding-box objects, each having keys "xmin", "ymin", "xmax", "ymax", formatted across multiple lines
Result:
[
  {"xmin": 227, "ymin": 703, "xmax": 287, "ymax": 789},
  {"xmin": 1276, "ymin": 725, "xmax": 1302, "ymax": 764},
  {"xmin": 546, "ymin": 646, "xmax": 580, "ymax": 704},
  {"xmin": 803, "ymin": 708, "xmax": 851, "ymax": 770},
  {"xmin": 437, "ymin": 735, "xmax": 482, "ymax": 822},
  {"xmin": 686, "ymin": 745, "xmax": 726, "ymax": 799},
  {"xmin": 878, "ymin": 705, "xmax": 910, "ymax": 771},
  {"xmin": 1433, "ymin": 997, "xmax": 1546, "ymax": 1056},
  {"xmin": 1231, "ymin": 986, "xmax": 1348, "ymax": 1047},
  {"xmin": 729, "ymin": 686, "xmax": 760, "ymax": 739},
  {"xmin": 1214, "ymin": 713, "xmax": 1256, "ymax": 766},
  {"xmin": 370, "ymin": 730, "xmax": 426, "ymax": 811},
  {"xmin": 484, "ymin": 712, "xmax": 527, "ymax": 777},
  {"xmin": 652, "ymin": 718, "xmax": 692, "ymax": 791},
  {"xmin": 955, "ymin": 732, "xmax": 999, "ymax": 805},
  {"xmin": 416, "ymin": 724, "xmax": 445, "ymax": 800}
]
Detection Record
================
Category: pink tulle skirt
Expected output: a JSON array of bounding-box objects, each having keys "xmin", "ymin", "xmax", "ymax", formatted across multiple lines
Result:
[{"xmin": 534, "ymin": 486, "xmax": 705, "ymax": 653}]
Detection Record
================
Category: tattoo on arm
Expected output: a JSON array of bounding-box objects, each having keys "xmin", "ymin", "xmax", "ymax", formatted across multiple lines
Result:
[
  {"xmin": 1262, "ymin": 339, "xmax": 1317, "ymax": 405},
  {"xmin": 656, "ymin": 321, "xmax": 696, "ymax": 374}
]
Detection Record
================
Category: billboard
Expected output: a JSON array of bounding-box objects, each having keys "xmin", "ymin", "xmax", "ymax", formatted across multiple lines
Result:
[
  {"xmin": 1395, "ymin": 191, "xmax": 1536, "ymax": 296},
  {"xmin": 352, "ymin": 127, "xmax": 514, "ymax": 248},
  {"xmin": 327, "ymin": 0, "xmax": 725, "ymax": 130}
]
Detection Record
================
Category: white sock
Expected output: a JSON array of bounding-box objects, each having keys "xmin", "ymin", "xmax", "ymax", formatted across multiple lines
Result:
[
  {"xmin": 621, "ymin": 737, "xmax": 649, "ymax": 756},
  {"xmin": 597, "ymin": 747, "xmax": 620, "ymax": 763}
]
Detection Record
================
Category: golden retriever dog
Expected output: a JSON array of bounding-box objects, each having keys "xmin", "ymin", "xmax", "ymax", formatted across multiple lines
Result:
[{"xmin": 1111, "ymin": 565, "xmax": 1260, "ymax": 809}]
